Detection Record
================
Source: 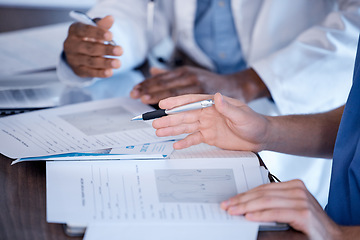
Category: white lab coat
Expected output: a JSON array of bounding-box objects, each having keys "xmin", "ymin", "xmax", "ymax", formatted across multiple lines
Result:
[
  {"xmin": 58, "ymin": 0, "xmax": 360, "ymax": 115},
  {"xmin": 57, "ymin": 0, "xmax": 360, "ymax": 207}
]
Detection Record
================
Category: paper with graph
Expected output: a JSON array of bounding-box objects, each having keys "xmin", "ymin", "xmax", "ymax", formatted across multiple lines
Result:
[{"xmin": 46, "ymin": 157, "xmax": 266, "ymax": 224}]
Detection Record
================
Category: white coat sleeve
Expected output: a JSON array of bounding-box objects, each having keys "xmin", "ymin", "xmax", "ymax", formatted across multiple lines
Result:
[
  {"xmin": 57, "ymin": 0, "xmax": 159, "ymax": 86},
  {"xmin": 251, "ymin": 0, "xmax": 360, "ymax": 115}
]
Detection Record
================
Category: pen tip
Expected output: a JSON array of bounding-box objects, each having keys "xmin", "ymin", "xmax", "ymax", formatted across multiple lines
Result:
[{"xmin": 131, "ymin": 115, "xmax": 142, "ymax": 121}]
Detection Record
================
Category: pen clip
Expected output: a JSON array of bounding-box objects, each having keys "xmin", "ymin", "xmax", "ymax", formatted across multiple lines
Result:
[
  {"xmin": 69, "ymin": 11, "xmax": 96, "ymax": 26},
  {"xmin": 200, "ymin": 99, "xmax": 214, "ymax": 107}
]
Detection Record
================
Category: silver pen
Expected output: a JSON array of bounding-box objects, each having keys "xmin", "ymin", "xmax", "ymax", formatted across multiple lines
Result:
[
  {"xmin": 132, "ymin": 99, "xmax": 214, "ymax": 121},
  {"xmin": 69, "ymin": 10, "xmax": 117, "ymax": 46}
]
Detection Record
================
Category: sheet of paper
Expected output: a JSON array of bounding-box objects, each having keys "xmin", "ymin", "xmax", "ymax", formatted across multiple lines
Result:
[
  {"xmin": 46, "ymin": 158, "xmax": 265, "ymax": 224},
  {"xmin": 12, "ymin": 141, "xmax": 175, "ymax": 164},
  {"xmin": 83, "ymin": 221, "xmax": 259, "ymax": 240},
  {"xmin": 0, "ymin": 97, "xmax": 177, "ymax": 158},
  {"xmin": 170, "ymin": 143, "xmax": 258, "ymax": 159},
  {"xmin": 0, "ymin": 23, "xmax": 69, "ymax": 76}
]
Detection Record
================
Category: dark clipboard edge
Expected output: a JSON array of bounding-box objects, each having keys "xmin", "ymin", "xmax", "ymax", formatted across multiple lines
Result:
[
  {"xmin": 63, "ymin": 153, "xmax": 289, "ymax": 236},
  {"xmin": 255, "ymin": 152, "xmax": 281, "ymax": 183},
  {"xmin": 254, "ymin": 152, "xmax": 290, "ymax": 231}
]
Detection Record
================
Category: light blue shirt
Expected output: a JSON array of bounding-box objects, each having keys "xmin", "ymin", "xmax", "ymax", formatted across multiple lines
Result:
[{"xmin": 194, "ymin": 0, "xmax": 246, "ymax": 74}]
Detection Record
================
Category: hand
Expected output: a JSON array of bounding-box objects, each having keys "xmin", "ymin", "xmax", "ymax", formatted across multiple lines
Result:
[
  {"xmin": 220, "ymin": 180, "xmax": 344, "ymax": 240},
  {"xmin": 130, "ymin": 66, "xmax": 270, "ymax": 105},
  {"xmin": 152, "ymin": 93, "xmax": 270, "ymax": 151},
  {"xmin": 64, "ymin": 15, "xmax": 123, "ymax": 78}
]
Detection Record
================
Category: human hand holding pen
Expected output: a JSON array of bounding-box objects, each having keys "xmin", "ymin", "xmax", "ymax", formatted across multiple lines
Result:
[
  {"xmin": 152, "ymin": 93, "xmax": 270, "ymax": 151},
  {"xmin": 64, "ymin": 14, "xmax": 123, "ymax": 78}
]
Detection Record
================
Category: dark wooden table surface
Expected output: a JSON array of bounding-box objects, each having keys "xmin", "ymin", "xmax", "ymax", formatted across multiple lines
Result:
[{"xmin": 0, "ymin": 153, "xmax": 307, "ymax": 240}]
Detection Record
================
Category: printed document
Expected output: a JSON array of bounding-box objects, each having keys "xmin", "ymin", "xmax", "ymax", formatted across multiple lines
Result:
[
  {"xmin": 83, "ymin": 222, "xmax": 259, "ymax": 240},
  {"xmin": 12, "ymin": 141, "xmax": 175, "ymax": 164},
  {"xmin": 0, "ymin": 97, "xmax": 177, "ymax": 158},
  {"xmin": 46, "ymin": 157, "xmax": 264, "ymax": 224}
]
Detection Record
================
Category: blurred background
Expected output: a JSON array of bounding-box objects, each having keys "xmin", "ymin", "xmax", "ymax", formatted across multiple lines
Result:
[{"xmin": 0, "ymin": 0, "xmax": 95, "ymax": 32}]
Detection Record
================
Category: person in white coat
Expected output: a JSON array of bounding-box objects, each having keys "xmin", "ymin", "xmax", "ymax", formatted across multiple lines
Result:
[{"xmin": 57, "ymin": 0, "xmax": 360, "ymax": 207}]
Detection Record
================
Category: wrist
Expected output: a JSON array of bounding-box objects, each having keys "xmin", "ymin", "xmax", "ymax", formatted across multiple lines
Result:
[
  {"xmin": 261, "ymin": 116, "xmax": 281, "ymax": 152},
  {"xmin": 334, "ymin": 226, "xmax": 360, "ymax": 240},
  {"xmin": 226, "ymin": 68, "xmax": 271, "ymax": 102}
]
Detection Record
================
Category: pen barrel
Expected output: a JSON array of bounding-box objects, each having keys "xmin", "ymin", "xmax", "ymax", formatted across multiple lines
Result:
[
  {"xmin": 143, "ymin": 109, "xmax": 167, "ymax": 120},
  {"xmin": 166, "ymin": 99, "xmax": 214, "ymax": 114}
]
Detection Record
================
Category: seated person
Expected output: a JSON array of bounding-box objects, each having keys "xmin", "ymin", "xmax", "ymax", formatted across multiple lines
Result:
[
  {"xmin": 58, "ymin": 0, "xmax": 360, "ymax": 210},
  {"xmin": 58, "ymin": 0, "xmax": 359, "ymax": 112},
  {"xmin": 150, "ymin": 38, "xmax": 360, "ymax": 239}
]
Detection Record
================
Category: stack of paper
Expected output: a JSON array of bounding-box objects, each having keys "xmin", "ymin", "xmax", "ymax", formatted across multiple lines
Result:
[
  {"xmin": 0, "ymin": 97, "xmax": 286, "ymax": 239},
  {"xmin": 46, "ymin": 154, "xmax": 270, "ymax": 240},
  {"xmin": 0, "ymin": 97, "xmax": 180, "ymax": 163}
]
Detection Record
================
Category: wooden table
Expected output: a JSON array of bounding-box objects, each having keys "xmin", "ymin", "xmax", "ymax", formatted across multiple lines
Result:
[{"xmin": 0, "ymin": 154, "xmax": 307, "ymax": 240}]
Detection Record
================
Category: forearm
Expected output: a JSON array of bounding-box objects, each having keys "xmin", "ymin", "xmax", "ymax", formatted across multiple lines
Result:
[
  {"xmin": 336, "ymin": 226, "xmax": 360, "ymax": 240},
  {"xmin": 263, "ymin": 106, "xmax": 344, "ymax": 158}
]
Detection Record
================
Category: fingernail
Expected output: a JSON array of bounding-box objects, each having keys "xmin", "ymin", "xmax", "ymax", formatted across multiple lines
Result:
[
  {"xmin": 217, "ymin": 93, "xmax": 224, "ymax": 104},
  {"xmin": 104, "ymin": 32, "xmax": 112, "ymax": 40},
  {"xmin": 143, "ymin": 95, "xmax": 151, "ymax": 101},
  {"xmin": 131, "ymin": 91, "xmax": 139, "ymax": 98},
  {"xmin": 227, "ymin": 206, "xmax": 238, "ymax": 214},
  {"xmin": 111, "ymin": 60, "xmax": 120, "ymax": 68},
  {"xmin": 113, "ymin": 47, "xmax": 122, "ymax": 55},
  {"xmin": 104, "ymin": 69, "xmax": 112, "ymax": 77},
  {"xmin": 220, "ymin": 200, "xmax": 230, "ymax": 209}
]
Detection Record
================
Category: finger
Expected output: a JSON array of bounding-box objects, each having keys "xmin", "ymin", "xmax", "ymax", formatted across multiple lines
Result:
[
  {"xmin": 146, "ymin": 76, "xmax": 201, "ymax": 95},
  {"xmin": 173, "ymin": 132, "xmax": 205, "ymax": 149},
  {"xmin": 72, "ymin": 65, "xmax": 113, "ymax": 78},
  {"xmin": 96, "ymin": 15, "xmax": 115, "ymax": 30},
  {"xmin": 214, "ymin": 93, "xmax": 247, "ymax": 120},
  {"xmin": 74, "ymin": 40, "xmax": 123, "ymax": 57},
  {"xmin": 135, "ymin": 70, "xmax": 184, "ymax": 95},
  {"xmin": 155, "ymin": 122, "xmax": 200, "ymax": 137},
  {"xmin": 67, "ymin": 54, "xmax": 121, "ymax": 69},
  {"xmin": 226, "ymin": 193, "xmax": 308, "ymax": 215},
  {"xmin": 153, "ymin": 111, "xmax": 202, "ymax": 129},
  {"xmin": 68, "ymin": 22, "xmax": 113, "ymax": 42},
  {"xmin": 221, "ymin": 180, "xmax": 308, "ymax": 210},
  {"xmin": 140, "ymin": 85, "xmax": 204, "ymax": 105},
  {"xmin": 245, "ymin": 208, "xmax": 310, "ymax": 234},
  {"xmin": 150, "ymin": 67, "xmax": 168, "ymax": 76},
  {"xmin": 130, "ymin": 84, "xmax": 142, "ymax": 99},
  {"xmin": 158, "ymin": 94, "xmax": 213, "ymax": 110}
]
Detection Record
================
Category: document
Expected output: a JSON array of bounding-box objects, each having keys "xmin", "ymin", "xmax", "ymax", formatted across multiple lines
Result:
[
  {"xmin": 0, "ymin": 23, "xmax": 68, "ymax": 76},
  {"xmin": 0, "ymin": 97, "xmax": 178, "ymax": 158},
  {"xmin": 170, "ymin": 143, "xmax": 257, "ymax": 159},
  {"xmin": 12, "ymin": 140, "xmax": 175, "ymax": 165},
  {"xmin": 84, "ymin": 221, "xmax": 259, "ymax": 240},
  {"xmin": 46, "ymin": 157, "xmax": 264, "ymax": 224}
]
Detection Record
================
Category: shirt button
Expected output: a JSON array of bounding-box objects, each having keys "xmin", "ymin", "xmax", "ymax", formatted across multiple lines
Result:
[
  {"xmin": 218, "ymin": 1, "xmax": 225, "ymax": 7},
  {"xmin": 181, "ymin": 31, "xmax": 189, "ymax": 39},
  {"xmin": 218, "ymin": 52, "xmax": 226, "ymax": 59}
]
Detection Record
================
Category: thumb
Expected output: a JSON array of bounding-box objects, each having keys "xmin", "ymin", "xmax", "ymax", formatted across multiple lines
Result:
[
  {"xmin": 96, "ymin": 15, "xmax": 115, "ymax": 30},
  {"xmin": 214, "ymin": 93, "xmax": 242, "ymax": 122},
  {"xmin": 150, "ymin": 67, "xmax": 167, "ymax": 76}
]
